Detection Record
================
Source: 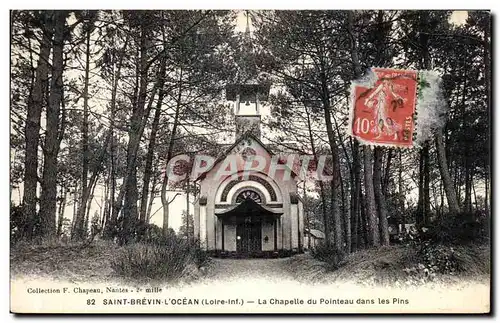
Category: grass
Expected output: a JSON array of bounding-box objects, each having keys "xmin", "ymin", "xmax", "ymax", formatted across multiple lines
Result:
[
  {"xmin": 110, "ymin": 239, "xmax": 210, "ymax": 284},
  {"xmin": 286, "ymin": 242, "xmax": 490, "ymax": 286},
  {"xmin": 10, "ymin": 239, "xmax": 117, "ymax": 282},
  {"xmin": 10, "ymin": 238, "xmax": 211, "ymax": 285}
]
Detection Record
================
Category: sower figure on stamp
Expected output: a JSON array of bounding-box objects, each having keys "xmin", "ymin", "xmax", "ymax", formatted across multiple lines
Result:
[{"xmin": 364, "ymin": 78, "xmax": 405, "ymax": 140}]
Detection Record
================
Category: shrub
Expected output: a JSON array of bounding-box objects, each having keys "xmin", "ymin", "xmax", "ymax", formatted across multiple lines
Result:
[
  {"xmin": 10, "ymin": 204, "xmax": 24, "ymax": 243},
  {"xmin": 311, "ymin": 242, "xmax": 347, "ymax": 271},
  {"xmin": 110, "ymin": 235, "xmax": 210, "ymax": 282},
  {"xmin": 419, "ymin": 242, "xmax": 459, "ymax": 275},
  {"xmin": 421, "ymin": 211, "xmax": 489, "ymax": 245},
  {"xmin": 404, "ymin": 240, "xmax": 490, "ymax": 284},
  {"xmin": 398, "ymin": 211, "xmax": 490, "ymax": 283}
]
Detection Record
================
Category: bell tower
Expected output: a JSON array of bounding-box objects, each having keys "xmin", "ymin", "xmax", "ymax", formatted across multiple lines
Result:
[{"xmin": 226, "ymin": 11, "xmax": 271, "ymax": 140}]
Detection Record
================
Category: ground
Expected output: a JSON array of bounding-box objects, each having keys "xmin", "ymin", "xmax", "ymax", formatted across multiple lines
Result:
[
  {"xmin": 10, "ymin": 241, "xmax": 490, "ymax": 313},
  {"xmin": 11, "ymin": 240, "xmax": 490, "ymax": 287},
  {"xmin": 204, "ymin": 257, "xmax": 295, "ymax": 281}
]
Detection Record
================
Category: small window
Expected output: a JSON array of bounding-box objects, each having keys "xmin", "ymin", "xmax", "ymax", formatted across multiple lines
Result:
[{"xmin": 236, "ymin": 190, "xmax": 262, "ymax": 203}]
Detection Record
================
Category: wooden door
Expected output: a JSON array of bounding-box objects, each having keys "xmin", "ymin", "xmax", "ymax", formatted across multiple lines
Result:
[{"xmin": 236, "ymin": 217, "xmax": 262, "ymax": 255}]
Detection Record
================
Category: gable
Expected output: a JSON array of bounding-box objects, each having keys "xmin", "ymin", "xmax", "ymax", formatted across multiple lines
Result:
[
  {"xmin": 195, "ymin": 132, "xmax": 273, "ymax": 181},
  {"xmin": 195, "ymin": 130, "xmax": 303, "ymax": 185}
]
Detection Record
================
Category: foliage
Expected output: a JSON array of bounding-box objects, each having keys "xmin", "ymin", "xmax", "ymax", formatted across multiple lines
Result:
[
  {"xmin": 310, "ymin": 242, "xmax": 347, "ymax": 271},
  {"xmin": 178, "ymin": 210, "xmax": 194, "ymax": 238},
  {"xmin": 110, "ymin": 234, "xmax": 210, "ymax": 281},
  {"xmin": 10, "ymin": 204, "xmax": 25, "ymax": 243},
  {"xmin": 402, "ymin": 242, "xmax": 490, "ymax": 284},
  {"xmin": 421, "ymin": 211, "xmax": 489, "ymax": 245},
  {"xmin": 401, "ymin": 210, "xmax": 490, "ymax": 283}
]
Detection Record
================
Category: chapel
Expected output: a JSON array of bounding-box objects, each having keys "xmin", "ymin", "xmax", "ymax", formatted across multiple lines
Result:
[{"xmin": 192, "ymin": 15, "xmax": 305, "ymax": 257}]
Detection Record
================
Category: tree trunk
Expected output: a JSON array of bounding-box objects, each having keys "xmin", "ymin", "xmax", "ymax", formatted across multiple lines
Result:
[
  {"xmin": 347, "ymin": 11, "xmax": 378, "ymax": 247},
  {"xmin": 319, "ymin": 74, "xmax": 342, "ymax": 250},
  {"xmin": 162, "ymin": 201, "xmax": 170, "ymax": 236},
  {"xmin": 359, "ymin": 190, "xmax": 368, "ymax": 248},
  {"xmin": 304, "ymin": 102, "xmax": 331, "ymax": 245},
  {"xmin": 121, "ymin": 20, "xmax": 157, "ymax": 243},
  {"xmin": 373, "ymin": 147, "xmax": 389, "ymax": 245},
  {"xmin": 113, "ymin": 74, "xmax": 159, "ymax": 236},
  {"xmin": 139, "ymin": 55, "xmax": 167, "ymax": 222},
  {"xmin": 73, "ymin": 22, "xmax": 92, "ymax": 240},
  {"xmin": 71, "ymin": 182, "xmax": 79, "ymax": 233},
  {"xmin": 339, "ymin": 171, "xmax": 350, "ymax": 252},
  {"xmin": 417, "ymin": 11, "xmax": 460, "ymax": 216},
  {"xmin": 22, "ymin": 11, "xmax": 53, "ymax": 239},
  {"xmin": 399, "ymin": 151, "xmax": 405, "ymax": 230},
  {"xmin": 435, "ymin": 128, "xmax": 461, "ymax": 215},
  {"xmin": 382, "ymin": 149, "xmax": 393, "ymax": 196},
  {"xmin": 439, "ymin": 177, "xmax": 444, "ymax": 218},
  {"xmin": 363, "ymin": 147, "xmax": 380, "ymax": 246},
  {"xmin": 350, "ymin": 139, "xmax": 361, "ymax": 252},
  {"xmin": 84, "ymin": 176, "xmax": 98, "ymax": 234},
  {"xmin": 39, "ymin": 10, "xmax": 67, "ymax": 238},
  {"xmin": 146, "ymin": 175, "xmax": 157, "ymax": 223},
  {"xmin": 186, "ymin": 176, "xmax": 191, "ymax": 240},
  {"xmin": 423, "ymin": 144, "xmax": 431, "ymax": 224},
  {"xmin": 464, "ymin": 159, "xmax": 473, "ymax": 213},
  {"xmin": 416, "ymin": 149, "xmax": 425, "ymax": 227},
  {"xmin": 101, "ymin": 171, "xmax": 110, "ymax": 229},
  {"xmin": 472, "ymin": 178, "xmax": 478, "ymax": 211},
  {"xmin": 73, "ymin": 131, "xmax": 112, "ymax": 238},
  {"xmin": 103, "ymin": 36, "xmax": 128, "ymax": 237},
  {"xmin": 161, "ymin": 67, "xmax": 183, "ymax": 235},
  {"xmin": 483, "ymin": 15, "xmax": 490, "ymax": 216},
  {"xmin": 57, "ymin": 186, "xmax": 67, "ymax": 237}
]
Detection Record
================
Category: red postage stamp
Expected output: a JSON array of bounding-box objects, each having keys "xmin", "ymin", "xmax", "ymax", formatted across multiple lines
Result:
[{"xmin": 350, "ymin": 68, "xmax": 418, "ymax": 148}]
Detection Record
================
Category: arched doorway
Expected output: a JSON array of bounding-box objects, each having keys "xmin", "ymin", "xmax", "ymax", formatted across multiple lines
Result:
[
  {"xmin": 215, "ymin": 189, "xmax": 282, "ymax": 257},
  {"xmin": 235, "ymin": 190, "xmax": 263, "ymax": 254}
]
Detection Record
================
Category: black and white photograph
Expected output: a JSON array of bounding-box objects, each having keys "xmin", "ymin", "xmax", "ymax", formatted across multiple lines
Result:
[{"xmin": 9, "ymin": 8, "xmax": 491, "ymax": 314}]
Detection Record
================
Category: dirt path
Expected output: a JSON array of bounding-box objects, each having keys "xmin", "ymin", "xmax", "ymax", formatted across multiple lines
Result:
[{"xmin": 202, "ymin": 258, "xmax": 296, "ymax": 282}]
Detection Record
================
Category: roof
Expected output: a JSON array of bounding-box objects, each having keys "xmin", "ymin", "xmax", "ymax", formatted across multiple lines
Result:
[
  {"xmin": 195, "ymin": 130, "xmax": 301, "ymax": 182},
  {"xmin": 226, "ymin": 83, "xmax": 271, "ymax": 101},
  {"xmin": 215, "ymin": 198, "xmax": 282, "ymax": 220},
  {"xmin": 305, "ymin": 228, "xmax": 325, "ymax": 239},
  {"xmin": 195, "ymin": 131, "xmax": 274, "ymax": 182}
]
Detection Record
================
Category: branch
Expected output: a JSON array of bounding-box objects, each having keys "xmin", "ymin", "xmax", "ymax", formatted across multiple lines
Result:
[{"xmin": 168, "ymin": 192, "xmax": 182, "ymax": 204}]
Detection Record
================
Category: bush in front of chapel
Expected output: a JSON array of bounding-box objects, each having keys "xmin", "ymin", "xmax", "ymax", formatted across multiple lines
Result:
[{"xmin": 110, "ymin": 231, "xmax": 210, "ymax": 283}]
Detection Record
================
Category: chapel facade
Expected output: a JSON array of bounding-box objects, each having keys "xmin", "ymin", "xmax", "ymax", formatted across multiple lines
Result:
[
  {"xmin": 192, "ymin": 82, "xmax": 305, "ymax": 257},
  {"xmin": 193, "ymin": 15, "xmax": 304, "ymax": 257}
]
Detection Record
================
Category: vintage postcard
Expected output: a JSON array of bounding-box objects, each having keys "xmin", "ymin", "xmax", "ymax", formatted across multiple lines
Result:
[{"xmin": 10, "ymin": 9, "xmax": 491, "ymax": 314}]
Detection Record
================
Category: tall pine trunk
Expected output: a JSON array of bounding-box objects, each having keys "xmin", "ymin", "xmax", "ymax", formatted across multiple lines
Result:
[
  {"xmin": 399, "ymin": 151, "xmax": 406, "ymax": 229},
  {"xmin": 186, "ymin": 177, "xmax": 191, "ymax": 240},
  {"xmin": 318, "ymin": 68, "xmax": 342, "ymax": 250},
  {"xmin": 373, "ymin": 147, "xmax": 389, "ymax": 245},
  {"xmin": 435, "ymin": 129, "xmax": 460, "ymax": 215},
  {"xmin": 73, "ymin": 21, "xmax": 92, "ymax": 240},
  {"xmin": 304, "ymin": 103, "xmax": 331, "ymax": 245},
  {"xmin": 140, "ymin": 54, "xmax": 167, "ymax": 222},
  {"xmin": 161, "ymin": 68, "xmax": 183, "ymax": 235},
  {"xmin": 418, "ymin": 11, "xmax": 460, "ymax": 216},
  {"xmin": 347, "ymin": 11, "xmax": 379, "ymax": 247},
  {"xmin": 56, "ymin": 186, "xmax": 67, "ymax": 236},
  {"xmin": 39, "ymin": 10, "xmax": 67, "ymax": 238},
  {"xmin": 103, "ymin": 37, "xmax": 128, "ymax": 237},
  {"xmin": 350, "ymin": 140, "xmax": 361, "ymax": 251},
  {"xmin": 121, "ymin": 20, "xmax": 153, "ymax": 242},
  {"xmin": 363, "ymin": 147, "xmax": 380, "ymax": 246},
  {"xmin": 22, "ymin": 12, "xmax": 53, "ymax": 239}
]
